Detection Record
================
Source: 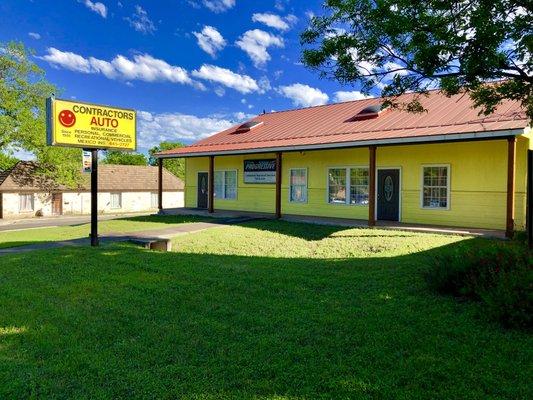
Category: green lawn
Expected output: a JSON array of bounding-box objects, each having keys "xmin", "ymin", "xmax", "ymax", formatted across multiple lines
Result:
[
  {"xmin": 0, "ymin": 214, "xmax": 207, "ymax": 249},
  {"xmin": 0, "ymin": 220, "xmax": 531, "ymax": 399}
]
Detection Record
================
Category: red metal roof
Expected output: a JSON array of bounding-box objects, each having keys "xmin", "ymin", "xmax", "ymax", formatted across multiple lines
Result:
[{"xmin": 158, "ymin": 90, "xmax": 529, "ymax": 157}]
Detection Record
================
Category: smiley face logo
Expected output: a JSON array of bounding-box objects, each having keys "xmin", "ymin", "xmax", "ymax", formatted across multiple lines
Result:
[{"xmin": 58, "ymin": 110, "xmax": 76, "ymax": 127}]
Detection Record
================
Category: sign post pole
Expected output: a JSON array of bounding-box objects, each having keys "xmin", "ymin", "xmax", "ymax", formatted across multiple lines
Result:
[
  {"xmin": 90, "ymin": 149, "xmax": 99, "ymax": 247},
  {"xmin": 526, "ymin": 150, "xmax": 533, "ymax": 249},
  {"xmin": 46, "ymin": 97, "xmax": 137, "ymax": 247}
]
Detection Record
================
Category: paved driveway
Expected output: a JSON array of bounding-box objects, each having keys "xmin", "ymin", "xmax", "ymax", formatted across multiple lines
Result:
[{"xmin": 0, "ymin": 212, "xmax": 152, "ymax": 232}]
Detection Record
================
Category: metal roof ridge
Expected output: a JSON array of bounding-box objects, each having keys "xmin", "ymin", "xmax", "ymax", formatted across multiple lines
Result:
[{"xmin": 175, "ymin": 120, "xmax": 524, "ymax": 151}]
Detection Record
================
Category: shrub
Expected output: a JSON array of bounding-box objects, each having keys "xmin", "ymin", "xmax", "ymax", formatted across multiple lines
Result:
[{"xmin": 426, "ymin": 240, "xmax": 532, "ymax": 330}]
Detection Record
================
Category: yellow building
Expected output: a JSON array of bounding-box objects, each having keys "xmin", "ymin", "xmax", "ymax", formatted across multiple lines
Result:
[{"xmin": 157, "ymin": 91, "xmax": 531, "ymax": 237}]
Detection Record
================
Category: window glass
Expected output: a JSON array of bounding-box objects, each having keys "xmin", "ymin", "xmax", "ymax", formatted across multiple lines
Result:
[
  {"xmin": 290, "ymin": 169, "xmax": 307, "ymax": 202},
  {"xmin": 350, "ymin": 168, "xmax": 369, "ymax": 205},
  {"xmin": 214, "ymin": 171, "xmax": 224, "ymax": 198},
  {"xmin": 110, "ymin": 192, "xmax": 122, "ymax": 209},
  {"xmin": 19, "ymin": 194, "xmax": 34, "ymax": 212},
  {"xmin": 328, "ymin": 168, "xmax": 346, "ymax": 204},
  {"xmin": 422, "ymin": 166, "xmax": 449, "ymax": 208},
  {"xmin": 224, "ymin": 171, "xmax": 237, "ymax": 200},
  {"xmin": 214, "ymin": 171, "xmax": 237, "ymax": 200}
]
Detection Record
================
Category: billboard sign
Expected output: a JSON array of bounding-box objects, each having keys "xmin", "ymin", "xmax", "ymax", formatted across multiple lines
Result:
[
  {"xmin": 46, "ymin": 98, "xmax": 136, "ymax": 151},
  {"xmin": 244, "ymin": 159, "xmax": 276, "ymax": 184}
]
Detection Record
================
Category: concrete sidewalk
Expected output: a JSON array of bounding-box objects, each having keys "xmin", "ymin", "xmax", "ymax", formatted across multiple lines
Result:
[{"xmin": 0, "ymin": 221, "xmax": 226, "ymax": 255}]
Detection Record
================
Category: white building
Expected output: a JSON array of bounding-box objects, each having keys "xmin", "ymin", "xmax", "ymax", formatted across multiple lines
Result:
[{"xmin": 0, "ymin": 162, "xmax": 184, "ymax": 219}]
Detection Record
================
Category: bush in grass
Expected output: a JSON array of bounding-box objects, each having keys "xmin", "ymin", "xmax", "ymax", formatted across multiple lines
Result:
[{"xmin": 426, "ymin": 241, "xmax": 532, "ymax": 330}]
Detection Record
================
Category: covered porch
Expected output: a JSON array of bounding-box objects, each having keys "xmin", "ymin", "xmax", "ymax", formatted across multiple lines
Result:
[{"xmin": 155, "ymin": 135, "xmax": 520, "ymax": 239}]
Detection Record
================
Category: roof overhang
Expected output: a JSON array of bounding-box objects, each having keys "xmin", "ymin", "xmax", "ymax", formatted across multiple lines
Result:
[{"xmin": 156, "ymin": 128, "xmax": 525, "ymax": 159}]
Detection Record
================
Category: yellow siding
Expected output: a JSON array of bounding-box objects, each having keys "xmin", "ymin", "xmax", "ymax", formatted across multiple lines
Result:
[{"xmin": 184, "ymin": 137, "xmax": 529, "ymax": 230}]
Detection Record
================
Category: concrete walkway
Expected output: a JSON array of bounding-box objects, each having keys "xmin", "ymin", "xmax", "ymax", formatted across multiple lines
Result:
[
  {"xmin": 162, "ymin": 207, "xmax": 506, "ymax": 239},
  {"xmin": 0, "ymin": 221, "xmax": 227, "ymax": 256}
]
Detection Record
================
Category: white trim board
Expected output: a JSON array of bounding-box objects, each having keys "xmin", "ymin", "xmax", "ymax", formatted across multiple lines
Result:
[{"xmin": 157, "ymin": 129, "xmax": 525, "ymax": 159}]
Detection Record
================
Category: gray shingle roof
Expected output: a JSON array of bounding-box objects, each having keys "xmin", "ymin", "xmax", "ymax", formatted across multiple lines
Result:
[{"xmin": 0, "ymin": 162, "xmax": 183, "ymax": 192}]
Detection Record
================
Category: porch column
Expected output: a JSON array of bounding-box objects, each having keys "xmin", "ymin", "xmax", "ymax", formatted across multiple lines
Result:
[
  {"xmin": 158, "ymin": 158, "xmax": 163, "ymax": 211},
  {"xmin": 506, "ymin": 136, "xmax": 516, "ymax": 238},
  {"xmin": 208, "ymin": 155, "xmax": 215, "ymax": 213},
  {"xmin": 368, "ymin": 145, "xmax": 376, "ymax": 227},
  {"xmin": 275, "ymin": 152, "xmax": 282, "ymax": 218}
]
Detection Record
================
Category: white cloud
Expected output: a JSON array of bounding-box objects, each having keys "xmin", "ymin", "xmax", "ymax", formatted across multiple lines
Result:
[
  {"xmin": 82, "ymin": 0, "xmax": 107, "ymax": 18},
  {"xmin": 235, "ymin": 29, "xmax": 284, "ymax": 68},
  {"xmin": 193, "ymin": 26, "xmax": 226, "ymax": 57},
  {"xmin": 125, "ymin": 5, "xmax": 156, "ymax": 34},
  {"xmin": 40, "ymin": 48, "xmax": 92, "ymax": 73},
  {"xmin": 28, "ymin": 32, "xmax": 41, "ymax": 40},
  {"xmin": 257, "ymin": 76, "xmax": 271, "ymax": 93},
  {"xmin": 251, "ymin": 13, "xmax": 295, "ymax": 31},
  {"xmin": 112, "ymin": 54, "xmax": 189, "ymax": 83},
  {"xmin": 40, "ymin": 48, "xmax": 195, "ymax": 86},
  {"xmin": 278, "ymin": 83, "xmax": 329, "ymax": 107},
  {"xmin": 333, "ymin": 91, "xmax": 372, "ymax": 103},
  {"xmin": 198, "ymin": 0, "xmax": 235, "ymax": 13},
  {"xmin": 214, "ymin": 87, "xmax": 225, "ymax": 97},
  {"xmin": 192, "ymin": 64, "xmax": 259, "ymax": 94},
  {"xmin": 137, "ymin": 111, "xmax": 236, "ymax": 148}
]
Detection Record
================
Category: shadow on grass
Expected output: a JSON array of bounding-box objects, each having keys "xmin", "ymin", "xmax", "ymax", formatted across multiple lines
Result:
[
  {"xmin": 233, "ymin": 219, "xmax": 421, "ymax": 241},
  {"xmin": 0, "ymin": 214, "xmax": 212, "ymax": 250},
  {"xmin": 0, "ymin": 238, "xmax": 530, "ymax": 399},
  {"xmin": 0, "ymin": 216, "xmax": 412, "ymax": 251}
]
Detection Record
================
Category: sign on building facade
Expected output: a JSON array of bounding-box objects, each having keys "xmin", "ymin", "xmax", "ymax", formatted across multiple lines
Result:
[{"xmin": 244, "ymin": 159, "xmax": 276, "ymax": 184}]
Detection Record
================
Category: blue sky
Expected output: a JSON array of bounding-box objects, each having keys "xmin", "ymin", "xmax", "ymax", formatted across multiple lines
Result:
[{"xmin": 0, "ymin": 0, "xmax": 372, "ymax": 152}]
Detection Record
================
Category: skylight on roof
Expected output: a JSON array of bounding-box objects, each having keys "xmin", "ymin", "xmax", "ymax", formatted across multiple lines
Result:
[
  {"xmin": 233, "ymin": 120, "xmax": 264, "ymax": 133},
  {"xmin": 347, "ymin": 103, "xmax": 388, "ymax": 122}
]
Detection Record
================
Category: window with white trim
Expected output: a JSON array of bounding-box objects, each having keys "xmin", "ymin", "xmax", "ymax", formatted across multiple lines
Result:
[
  {"xmin": 328, "ymin": 168, "xmax": 347, "ymax": 203},
  {"xmin": 214, "ymin": 170, "xmax": 237, "ymax": 200},
  {"xmin": 151, "ymin": 192, "xmax": 158, "ymax": 208},
  {"xmin": 19, "ymin": 194, "xmax": 34, "ymax": 212},
  {"xmin": 350, "ymin": 168, "xmax": 369, "ymax": 205},
  {"xmin": 110, "ymin": 192, "xmax": 122, "ymax": 209},
  {"xmin": 422, "ymin": 166, "xmax": 449, "ymax": 208},
  {"xmin": 328, "ymin": 167, "xmax": 369, "ymax": 205},
  {"xmin": 289, "ymin": 169, "xmax": 307, "ymax": 202}
]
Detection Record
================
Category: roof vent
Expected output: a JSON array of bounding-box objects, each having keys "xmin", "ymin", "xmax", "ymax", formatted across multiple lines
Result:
[
  {"xmin": 348, "ymin": 103, "xmax": 388, "ymax": 122},
  {"xmin": 233, "ymin": 120, "xmax": 264, "ymax": 134}
]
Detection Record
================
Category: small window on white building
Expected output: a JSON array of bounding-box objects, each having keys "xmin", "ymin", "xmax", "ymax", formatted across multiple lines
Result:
[
  {"xmin": 422, "ymin": 165, "xmax": 450, "ymax": 209},
  {"xmin": 19, "ymin": 193, "xmax": 34, "ymax": 212},
  {"xmin": 289, "ymin": 169, "xmax": 307, "ymax": 203},
  {"xmin": 214, "ymin": 170, "xmax": 237, "ymax": 200},
  {"xmin": 110, "ymin": 192, "xmax": 122, "ymax": 209},
  {"xmin": 151, "ymin": 192, "xmax": 158, "ymax": 208}
]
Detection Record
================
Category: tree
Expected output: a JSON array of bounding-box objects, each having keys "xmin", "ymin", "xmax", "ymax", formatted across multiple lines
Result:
[
  {"xmin": 0, "ymin": 153, "xmax": 17, "ymax": 171},
  {"xmin": 148, "ymin": 142, "xmax": 185, "ymax": 180},
  {"xmin": 0, "ymin": 41, "xmax": 82, "ymax": 187},
  {"xmin": 301, "ymin": 1, "xmax": 532, "ymax": 120},
  {"xmin": 102, "ymin": 150, "xmax": 148, "ymax": 165}
]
